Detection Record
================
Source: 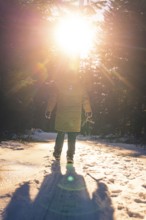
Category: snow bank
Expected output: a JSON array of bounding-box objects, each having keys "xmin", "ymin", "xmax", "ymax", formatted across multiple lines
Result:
[{"xmin": 22, "ymin": 129, "xmax": 57, "ymax": 142}]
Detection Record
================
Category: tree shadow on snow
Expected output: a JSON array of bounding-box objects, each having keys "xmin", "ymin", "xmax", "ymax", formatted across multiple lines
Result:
[
  {"xmin": 2, "ymin": 182, "xmax": 32, "ymax": 220},
  {"xmin": 103, "ymin": 142, "xmax": 146, "ymax": 158},
  {"xmin": 2, "ymin": 161, "xmax": 114, "ymax": 220}
]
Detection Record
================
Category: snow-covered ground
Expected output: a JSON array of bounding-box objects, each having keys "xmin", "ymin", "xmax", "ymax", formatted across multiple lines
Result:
[{"xmin": 0, "ymin": 130, "xmax": 146, "ymax": 220}]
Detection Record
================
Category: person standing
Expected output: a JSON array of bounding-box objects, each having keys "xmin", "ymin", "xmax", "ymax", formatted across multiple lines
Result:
[{"xmin": 45, "ymin": 58, "xmax": 92, "ymax": 163}]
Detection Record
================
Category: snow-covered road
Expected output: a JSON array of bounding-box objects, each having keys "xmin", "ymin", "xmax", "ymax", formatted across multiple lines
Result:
[{"xmin": 0, "ymin": 133, "xmax": 146, "ymax": 220}]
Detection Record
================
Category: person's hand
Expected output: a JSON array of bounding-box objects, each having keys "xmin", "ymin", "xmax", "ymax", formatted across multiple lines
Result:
[
  {"xmin": 85, "ymin": 112, "xmax": 92, "ymax": 119},
  {"xmin": 85, "ymin": 112, "xmax": 94, "ymax": 125},
  {"xmin": 45, "ymin": 111, "xmax": 51, "ymax": 119}
]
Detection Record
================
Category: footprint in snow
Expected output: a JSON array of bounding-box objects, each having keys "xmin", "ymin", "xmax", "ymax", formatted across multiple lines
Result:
[
  {"xmin": 126, "ymin": 208, "xmax": 144, "ymax": 219},
  {"xmin": 134, "ymin": 198, "xmax": 146, "ymax": 204},
  {"xmin": 142, "ymin": 184, "xmax": 146, "ymax": 189}
]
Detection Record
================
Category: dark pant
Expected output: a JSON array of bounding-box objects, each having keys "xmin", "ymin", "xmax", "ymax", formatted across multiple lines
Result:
[{"xmin": 54, "ymin": 132, "xmax": 77, "ymax": 159}]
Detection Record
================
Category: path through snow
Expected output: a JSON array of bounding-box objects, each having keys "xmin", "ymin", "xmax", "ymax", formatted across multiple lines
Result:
[{"xmin": 0, "ymin": 133, "xmax": 146, "ymax": 220}]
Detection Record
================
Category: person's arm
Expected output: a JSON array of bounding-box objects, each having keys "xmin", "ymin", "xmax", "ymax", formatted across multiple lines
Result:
[
  {"xmin": 82, "ymin": 91, "xmax": 92, "ymax": 117},
  {"xmin": 45, "ymin": 86, "xmax": 57, "ymax": 119}
]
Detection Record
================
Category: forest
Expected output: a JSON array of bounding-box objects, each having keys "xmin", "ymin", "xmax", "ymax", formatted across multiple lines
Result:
[{"xmin": 0, "ymin": 0, "xmax": 146, "ymax": 143}]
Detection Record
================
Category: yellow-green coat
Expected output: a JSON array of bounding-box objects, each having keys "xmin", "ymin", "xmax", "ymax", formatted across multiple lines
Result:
[{"xmin": 46, "ymin": 79, "xmax": 92, "ymax": 132}]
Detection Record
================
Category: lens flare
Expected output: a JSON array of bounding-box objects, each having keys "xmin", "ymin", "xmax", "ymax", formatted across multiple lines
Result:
[{"xmin": 67, "ymin": 175, "xmax": 74, "ymax": 182}]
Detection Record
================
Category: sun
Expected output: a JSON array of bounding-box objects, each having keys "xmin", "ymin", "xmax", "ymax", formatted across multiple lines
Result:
[{"xmin": 54, "ymin": 14, "xmax": 95, "ymax": 57}]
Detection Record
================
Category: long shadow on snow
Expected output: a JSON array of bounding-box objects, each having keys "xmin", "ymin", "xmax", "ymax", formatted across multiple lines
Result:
[
  {"xmin": 104, "ymin": 142, "xmax": 146, "ymax": 158},
  {"xmin": 77, "ymin": 138, "xmax": 146, "ymax": 158},
  {"xmin": 2, "ymin": 182, "xmax": 31, "ymax": 220},
  {"xmin": 3, "ymin": 161, "xmax": 114, "ymax": 220}
]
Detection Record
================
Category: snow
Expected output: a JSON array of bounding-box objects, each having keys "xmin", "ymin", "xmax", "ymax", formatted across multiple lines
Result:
[{"xmin": 0, "ymin": 129, "xmax": 146, "ymax": 220}]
